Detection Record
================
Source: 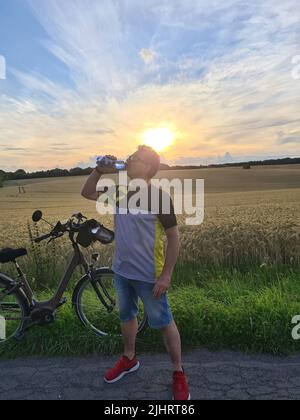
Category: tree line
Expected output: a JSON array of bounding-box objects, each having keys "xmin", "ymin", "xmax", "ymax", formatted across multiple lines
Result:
[
  {"xmin": 0, "ymin": 157, "xmax": 299, "ymax": 186},
  {"xmin": 0, "ymin": 167, "xmax": 94, "ymax": 186}
]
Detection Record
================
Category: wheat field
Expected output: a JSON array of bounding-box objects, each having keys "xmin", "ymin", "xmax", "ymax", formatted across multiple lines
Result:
[{"xmin": 1, "ymin": 164, "xmax": 300, "ymax": 267}]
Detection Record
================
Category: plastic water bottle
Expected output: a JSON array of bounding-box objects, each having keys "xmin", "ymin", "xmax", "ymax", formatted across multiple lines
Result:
[
  {"xmin": 96, "ymin": 156, "xmax": 127, "ymax": 171},
  {"xmin": 114, "ymin": 160, "xmax": 127, "ymax": 171}
]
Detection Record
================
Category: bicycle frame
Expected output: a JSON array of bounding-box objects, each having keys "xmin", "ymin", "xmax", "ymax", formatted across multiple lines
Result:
[
  {"xmin": 15, "ymin": 233, "xmax": 90, "ymax": 312},
  {"xmin": 0, "ymin": 215, "xmax": 150, "ymax": 340}
]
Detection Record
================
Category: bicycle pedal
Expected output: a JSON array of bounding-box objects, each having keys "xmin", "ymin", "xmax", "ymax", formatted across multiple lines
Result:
[{"xmin": 15, "ymin": 331, "xmax": 25, "ymax": 341}]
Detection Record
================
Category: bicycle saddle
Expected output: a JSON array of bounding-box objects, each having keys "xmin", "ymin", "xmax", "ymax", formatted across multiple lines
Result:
[{"xmin": 0, "ymin": 248, "xmax": 28, "ymax": 264}]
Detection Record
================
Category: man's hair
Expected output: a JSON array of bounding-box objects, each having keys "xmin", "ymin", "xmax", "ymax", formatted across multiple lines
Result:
[{"xmin": 138, "ymin": 145, "xmax": 161, "ymax": 179}]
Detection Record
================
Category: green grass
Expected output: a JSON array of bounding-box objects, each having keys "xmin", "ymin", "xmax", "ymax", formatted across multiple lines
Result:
[{"xmin": 1, "ymin": 264, "xmax": 300, "ymax": 358}]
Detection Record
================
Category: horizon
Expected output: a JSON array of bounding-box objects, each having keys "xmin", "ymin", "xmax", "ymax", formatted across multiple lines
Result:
[
  {"xmin": 2, "ymin": 154, "xmax": 300, "ymax": 175},
  {"xmin": 0, "ymin": 0, "xmax": 300, "ymax": 172}
]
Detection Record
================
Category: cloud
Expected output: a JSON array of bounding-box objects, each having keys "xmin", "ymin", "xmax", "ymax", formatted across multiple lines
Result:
[
  {"xmin": 0, "ymin": 0, "xmax": 300, "ymax": 171},
  {"xmin": 278, "ymin": 131, "xmax": 300, "ymax": 145},
  {"xmin": 2, "ymin": 147, "xmax": 31, "ymax": 152},
  {"xmin": 140, "ymin": 49, "xmax": 159, "ymax": 65},
  {"xmin": 89, "ymin": 129, "xmax": 115, "ymax": 136},
  {"xmin": 279, "ymin": 137, "xmax": 300, "ymax": 145},
  {"xmin": 0, "ymin": 55, "xmax": 6, "ymax": 80}
]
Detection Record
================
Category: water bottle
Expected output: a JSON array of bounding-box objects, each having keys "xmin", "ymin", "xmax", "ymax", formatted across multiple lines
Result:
[
  {"xmin": 114, "ymin": 160, "xmax": 127, "ymax": 171},
  {"xmin": 96, "ymin": 156, "xmax": 127, "ymax": 171}
]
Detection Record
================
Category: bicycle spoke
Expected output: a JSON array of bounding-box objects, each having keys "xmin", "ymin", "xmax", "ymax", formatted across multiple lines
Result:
[
  {"xmin": 0, "ymin": 282, "xmax": 25, "ymax": 343},
  {"xmin": 3, "ymin": 317, "xmax": 23, "ymax": 321},
  {"xmin": 75, "ymin": 273, "xmax": 147, "ymax": 337}
]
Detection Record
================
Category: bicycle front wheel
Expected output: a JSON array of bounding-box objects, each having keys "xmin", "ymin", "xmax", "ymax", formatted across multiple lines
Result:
[{"xmin": 73, "ymin": 269, "xmax": 148, "ymax": 337}]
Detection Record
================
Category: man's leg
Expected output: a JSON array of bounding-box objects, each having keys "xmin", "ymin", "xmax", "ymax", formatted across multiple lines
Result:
[
  {"xmin": 161, "ymin": 320, "xmax": 183, "ymax": 372},
  {"xmin": 133, "ymin": 282, "xmax": 183, "ymax": 371},
  {"xmin": 121, "ymin": 317, "xmax": 138, "ymax": 360},
  {"xmin": 104, "ymin": 276, "xmax": 140, "ymax": 384},
  {"xmin": 114, "ymin": 275, "xmax": 139, "ymax": 360},
  {"xmin": 162, "ymin": 320, "xmax": 191, "ymax": 400},
  {"xmin": 104, "ymin": 317, "xmax": 140, "ymax": 384},
  {"xmin": 131, "ymin": 283, "xmax": 190, "ymax": 399}
]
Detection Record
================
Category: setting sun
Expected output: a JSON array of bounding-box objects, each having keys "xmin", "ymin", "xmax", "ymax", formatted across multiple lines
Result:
[{"xmin": 142, "ymin": 127, "xmax": 175, "ymax": 152}]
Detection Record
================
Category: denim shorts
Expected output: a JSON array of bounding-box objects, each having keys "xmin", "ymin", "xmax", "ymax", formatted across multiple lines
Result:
[{"xmin": 114, "ymin": 273, "xmax": 174, "ymax": 330}]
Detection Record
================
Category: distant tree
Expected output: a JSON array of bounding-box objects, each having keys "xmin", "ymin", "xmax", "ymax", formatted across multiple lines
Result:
[
  {"xmin": 243, "ymin": 164, "xmax": 251, "ymax": 170},
  {"xmin": 49, "ymin": 168, "xmax": 69, "ymax": 177},
  {"xmin": 69, "ymin": 167, "xmax": 85, "ymax": 176},
  {"xmin": 0, "ymin": 170, "xmax": 7, "ymax": 187},
  {"xmin": 70, "ymin": 167, "xmax": 101, "ymax": 176},
  {"xmin": 14, "ymin": 169, "xmax": 27, "ymax": 179},
  {"xmin": 82, "ymin": 167, "xmax": 94, "ymax": 175}
]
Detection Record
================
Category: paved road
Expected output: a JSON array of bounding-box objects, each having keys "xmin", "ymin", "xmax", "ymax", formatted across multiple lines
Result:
[{"xmin": 1, "ymin": 350, "xmax": 300, "ymax": 400}]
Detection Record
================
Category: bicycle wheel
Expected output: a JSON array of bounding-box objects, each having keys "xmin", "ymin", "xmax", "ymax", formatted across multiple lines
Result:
[
  {"xmin": 0, "ymin": 275, "xmax": 28, "ymax": 344},
  {"xmin": 73, "ymin": 269, "xmax": 148, "ymax": 337}
]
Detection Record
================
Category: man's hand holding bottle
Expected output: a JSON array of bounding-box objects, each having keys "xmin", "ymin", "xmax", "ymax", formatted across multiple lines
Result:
[{"xmin": 96, "ymin": 155, "xmax": 127, "ymax": 174}]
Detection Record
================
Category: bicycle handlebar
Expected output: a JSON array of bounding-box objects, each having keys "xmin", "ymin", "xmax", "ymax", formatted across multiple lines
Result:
[
  {"xmin": 34, "ymin": 233, "xmax": 53, "ymax": 243},
  {"xmin": 33, "ymin": 211, "xmax": 114, "ymax": 247},
  {"xmin": 34, "ymin": 215, "xmax": 86, "ymax": 244}
]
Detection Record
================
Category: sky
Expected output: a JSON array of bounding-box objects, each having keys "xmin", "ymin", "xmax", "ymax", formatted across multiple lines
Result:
[{"xmin": 0, "ymin": 0, "xmax": 299, "ymax": 171}]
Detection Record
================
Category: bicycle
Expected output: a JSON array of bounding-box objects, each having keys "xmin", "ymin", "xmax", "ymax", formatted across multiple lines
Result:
[{"xmin": 0, "ymin": 211, "xmax": 148, "ymax": 344}]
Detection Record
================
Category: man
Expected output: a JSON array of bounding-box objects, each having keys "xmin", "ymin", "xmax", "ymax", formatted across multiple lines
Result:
[{"xmin": 81, "ymin": 145, "xmax": 190, "ymax": 400}]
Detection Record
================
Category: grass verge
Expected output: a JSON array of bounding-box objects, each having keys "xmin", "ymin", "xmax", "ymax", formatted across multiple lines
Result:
[{"xmin": 1, "ymin": 264, "xmax": 300, "ymax": 358}]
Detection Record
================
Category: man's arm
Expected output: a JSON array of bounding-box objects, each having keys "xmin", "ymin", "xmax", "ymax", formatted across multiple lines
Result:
[
  {"xmin": 82, "ymin": 155, "xmax": 117, "ymax": 201},
  {"xmin": 153, "ymin": 226, "xmax": 180, "ymax": 299},
  {"xmin": 81, "ymin": 168, "xmax": 103, "ymax": 201}
]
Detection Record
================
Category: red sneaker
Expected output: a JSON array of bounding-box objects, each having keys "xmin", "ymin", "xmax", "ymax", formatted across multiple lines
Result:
[
  {"xmin": 173, "ymin": 370, "xmax": 191, "ymax": 400},
  {"xmin": 104, "ymin": 356, "xmax": 140, "ymax": 384}
]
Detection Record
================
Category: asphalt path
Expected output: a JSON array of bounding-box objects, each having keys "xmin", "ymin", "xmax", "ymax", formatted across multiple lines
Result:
[{"xmin": 1, "ymin": 349, "xmax": 300, "ymax": 400}]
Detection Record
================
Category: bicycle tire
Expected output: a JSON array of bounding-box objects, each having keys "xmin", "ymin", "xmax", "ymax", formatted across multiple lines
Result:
[
  {"xmin": 72, "ymin": 268, "xmax": 148, "ymax": 337},
  {"xmin": 0, "ymin": 274, "xmax": 29, "ymax": 344}
]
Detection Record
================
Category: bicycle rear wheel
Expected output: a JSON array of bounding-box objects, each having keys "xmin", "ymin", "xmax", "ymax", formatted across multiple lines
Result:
[
  {"xmin": 73, "ymin": 269, "xmax": 148, "ymax": 337},
  {"xmin": 0, "ymin": 275, "xmax": 28, "ymax": 344}
]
